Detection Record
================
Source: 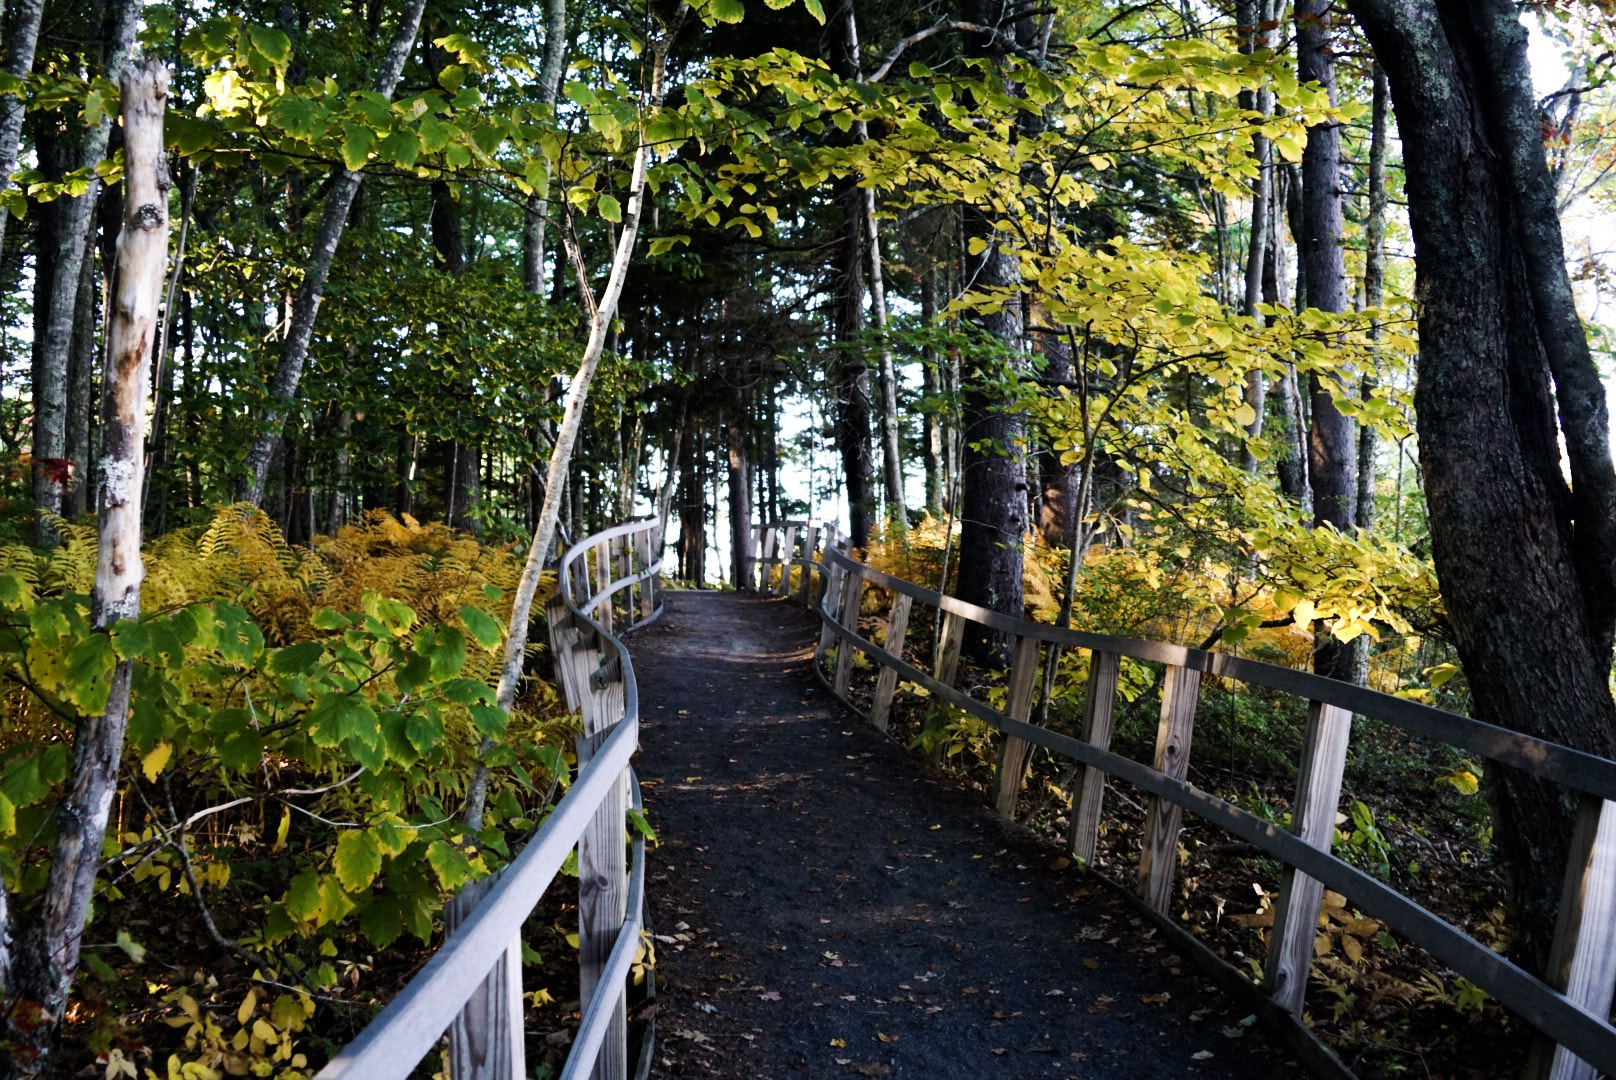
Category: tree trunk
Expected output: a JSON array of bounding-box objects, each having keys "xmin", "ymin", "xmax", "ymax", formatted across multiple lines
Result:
[
  {"xmin": 241, "ymin": 0, "xmax": 428, "ymax": 504},
  {"xmin": 1356, "ymin": 62, "xmax": 1389, "ymax": 534},
  {"xmin": 1035, "ymin": 324, "xmax": 1079, "ymax": 548},
  {"xmin": 0, "ymin": 0, "xmax": 48, "ymax": 257},
  {"xmin": 955, "ymin": 2, "xmax": 1030, "ymax": 665},
  {"xmin": 1238, "ymin": 0, "xmax": 1274, "ymax": 473},
  {"xmin": 726, "ymin": 420, "xmax": 752, "ymax": 589},
  {"xmin": 921, "ymin": 269, "xmax": 946, "ymax": 514},
  {"xmin": 522, "ymin": 0, "xmax": 569, "ymax": 296},
  {"xmin": 31, "ymin": 0, "xmax": 141, "ymax": 543},
  {"xmin": 3, "ymin": 63, "xmax": 167, "ymax": 1074},
  {"xmin": 1347, "ymin": 0, "xmax": 1616, "ymax": 971},
  {"xmin": 1297, "ymin": 0, "xmax": 1356, "ymax": 683},
  {"xmin": 63, "ymin": 240, "xmax": 97, "ymax": 519}
]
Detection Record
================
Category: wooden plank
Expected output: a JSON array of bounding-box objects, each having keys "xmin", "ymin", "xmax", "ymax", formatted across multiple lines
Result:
[
  {"xmin": 934, "ymin": 611, "xmax": 965, "ymax": 688},
  {"xmin": 1137, "ymin": 664, "xmax": 1201, "ymax": 913},
  {"xmin": 869, "ymin": 592, "xmax": 914, "ymax": 732},
  {"xmin": 833, "ymin": 567, "xmax": 864, "ymax": 696},
  {"xmin": 1263, "ymin": 701, "xmax": 1352, "ymax": 1014},
  {"xmin": 446, "ymin": 872, "xmax": 526, "ymax": 1080},
  {"xmin": 778, "ymin": 526, "xmax": 798, "ymax": 596},
  {"xmin": 799, "ymin": 526, "xmax": 819, "ymax": 605},
  {"xmin": 594, "ymin": 540, "xmax": 614, "ymax": 634},
  {"xmin": 1530, "ymin": 796, "xmax": 1616, "ymax": 1080},
  {"xmin": 992, "ymin": 635, "xmax": 1044, "ymax": 818},
  {"xmin": 575, "ymin": 720, "xmax": 628, "ymax": 1080},
  {"xmin": 1067, "ymin": 650, "xmax": 1120, "ymax": 866}
]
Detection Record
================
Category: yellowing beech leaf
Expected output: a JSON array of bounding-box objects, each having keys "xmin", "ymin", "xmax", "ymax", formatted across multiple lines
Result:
[
  {"xmin": 1290, "ymin": 598, "xmax": 1315, "ymax": 627},
  {"xmin": 237, "ymin": 989, "xmax": 257, "ymax": 1025},
  {"xmin": 141, "ymin": 741, "xmax": 173, "ymax": 783}
]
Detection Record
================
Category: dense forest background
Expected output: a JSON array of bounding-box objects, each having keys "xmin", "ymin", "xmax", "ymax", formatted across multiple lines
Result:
[{"xmin": 0, "ymin": 0, "xmax": 1614, "ymax": 1075}]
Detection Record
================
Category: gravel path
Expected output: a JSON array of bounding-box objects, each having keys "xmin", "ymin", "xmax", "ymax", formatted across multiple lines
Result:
[{"xmin": 632, "ymin": 590, "xmax": 1304, "ymax": 1079}]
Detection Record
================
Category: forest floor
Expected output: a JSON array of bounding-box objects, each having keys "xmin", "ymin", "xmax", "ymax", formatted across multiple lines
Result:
[{"xmin": 631, "ymin": 590, "xmax": 1305, "ymax": 1080}]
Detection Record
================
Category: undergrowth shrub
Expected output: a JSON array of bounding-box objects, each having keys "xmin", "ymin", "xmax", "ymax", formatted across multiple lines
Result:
[{"xmin": 0, "ymin": 507, "xmax": 572, "ymax": 1075}]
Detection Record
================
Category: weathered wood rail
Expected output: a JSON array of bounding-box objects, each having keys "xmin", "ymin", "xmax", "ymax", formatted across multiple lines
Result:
[
  {"xmin": 752, "ymin": 518, "xmax": 1616, "ymax": 1080},
  {"xmin": 317, "ymin": 518, "xmax": 663, "ymax": 1080}
]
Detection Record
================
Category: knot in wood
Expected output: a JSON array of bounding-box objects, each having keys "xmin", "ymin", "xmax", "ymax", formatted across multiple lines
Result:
[{"xmin": 132, "ymin": 203, "xmax": 165, "ymax": 230}]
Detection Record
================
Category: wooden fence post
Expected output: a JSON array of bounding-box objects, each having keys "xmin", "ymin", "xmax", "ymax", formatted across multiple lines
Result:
[
  {"xmin": 992, "ymin": 636, "xmax": 1044, "ymax": 818},
  {"xmin": 833, "ymin": 567, "xmax": 865, "ymax": 696},
  {"xmin": 1137, "ymin": 664, "xmax": 1201, "ymax": 913},
  {"xmin": 635, "ymin": 527, "xmax": 654, "ymax": 621},
  {"xmin": 614, "ymin": 534, "xmax": 632, "ymax": 624},
  {"xmin": 815, "ymin": 554, "xmax": 845, "ymax": 666},
  {"xmin": 1262, "ymin": 700, "xmax": 1352, "ymax": 1014},
  {"xmin": 1528, "ymin": 796, "xmax": 1616, "ymax": 1080},
  {"xmin": 446, "ymin": 871, "xmax": 526, "ymax": 1080},
  {"xmin": 1067, "ymin": 650, "xmax": 1120, "ymax": 866},
  {"xmin": 933, "ymin": 611, "xmax": 964, "ymax": 688},
  {"xmin": 869, "ymin": 591, "xmax": 913, "ymax": 731},
  {"xmin": 777, "ymin": 525, "xmax": 798, "ymax": 597},
  {"xmin": 759, "ymin": 527, "xmax": 777, "ymax": 592},
  {"xmin": 799, "ymin": 526, "xmax": 819, "ymax": 606}
]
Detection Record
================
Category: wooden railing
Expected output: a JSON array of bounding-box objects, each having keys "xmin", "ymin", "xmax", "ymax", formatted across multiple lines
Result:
[
  {"xmin": 752, "ymin": 519, "xmax": 1616, "ymax": 1080},
  {"xmin": 317, "ymin": 518, "xmax": 663, "ymax": 1080}
]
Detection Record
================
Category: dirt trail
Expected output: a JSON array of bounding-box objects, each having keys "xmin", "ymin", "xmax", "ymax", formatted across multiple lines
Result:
[{"xmin": 632, "ymin": 590, "xmax": 1303, "ymax": 1079}]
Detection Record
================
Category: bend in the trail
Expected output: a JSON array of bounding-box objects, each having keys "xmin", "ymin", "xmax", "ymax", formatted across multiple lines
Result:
[{"xmin": 633, "ymin": 590, "xmax": 1304, "ymax": 1080}]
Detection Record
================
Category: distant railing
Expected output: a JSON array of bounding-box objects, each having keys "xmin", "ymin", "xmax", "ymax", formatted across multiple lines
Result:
[
  {"xmin": 317, "ymin": 518, "xmax": 663, "ymax": 1080},
  {"xmin": 752, "ymin": 519, "xmax": 1616, "ymax": 1080}
]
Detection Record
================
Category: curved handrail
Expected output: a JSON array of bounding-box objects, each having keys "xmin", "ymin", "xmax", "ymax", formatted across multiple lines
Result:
[
  {"xmin": 316, "ymin": 517, "xmax": 662, "ymax": 1080},
  {"xmin": 765, "ymin": 519, "xmax": 1616, "ymax": 1080}
]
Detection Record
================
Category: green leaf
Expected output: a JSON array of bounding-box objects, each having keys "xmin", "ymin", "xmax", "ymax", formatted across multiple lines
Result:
[
  {"xmin": 0, "ymin": 791, "xmax": 15, "ymax": 836},
  {"xmin": 341, "ymin": 123, "xmax": 376, "ymax": 171},
  {"xmin": 470, "ymin": 704, "xmax": 508, "ymax": 737},
  {"xmin": 270, "ymin": 641, "xmax": 324, "ymax": 675},
  {"xmin": 597, "ymin": 194, "xmax": 622, "ymax": 223},
  {"xmin": 405, "ymin": 710, "xmax": 443, "ymax": 752},
  {"xmin": 218, "ymin": 730, "xmax": 264, "ymax": 773},
  {"xmin": 311, "ymin": 608, "xmax": 349, "ymax": 631},
  {"xmin": 333, "ymin": 830, "xmax": 383, "ymax": 891},
  {"xmin": 65, "ymin": 633, "xmax": 116, "ymax": 713},
  {"xmin": 286, "ymin": 870, "xmax": 322, "ymax": 921},
  {"xmin": 707, "ymin": 0, "xmax": 745, "ymax": 23},
  {"xmin": 109, "ymin": 619, "xmax": 150, "ymax": 661},
  {"xmin": 440, "ymin": 678, "xmax": 493, "ymax": 705},
  {"xmin": 457, "ymin": 606, "xmax": 503, "ymax": 651},
  {"xmin": 426, "ymin": 839, "xmax": 475, "ymax": 891},
  {"xmin": 247, "ymin": 24, "xmax": 292, "ymax": 66},
  {"xmin": 800, "ymin": 0, "xmax": 825, "ymax": 22},
  {"xmin": 360, "ymin": 894, "xmax": 403, "ymax": 949}
]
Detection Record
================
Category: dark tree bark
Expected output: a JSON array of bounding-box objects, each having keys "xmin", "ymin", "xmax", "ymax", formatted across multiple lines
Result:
[
  {"xmin": 1356, "ymin": 62, "xmax": 1389, "ymax": 534},
  {"xmin": 920, "ymin": 268, "xmax": 946, "ymax": 514},
  {"xmin": 0, "ymin": 0, "xmax": 49, "ymax": 258},
  {"xmin": 726, "ymin": 418, "xmax": 752, "ymax": 589},
  {"xmin": 1238, "ymin": 0, "xmax": 1276, "ymax": 473},
  {"xmin": 1035, "ymin": 323, "xmax": 1078, "ymax": 548},
  {"xmin": 430, "ymin": 178, "xmax": 481, "ymax": 534},
  {"xmin": 1297, "ymin": 0, "xmax": 1356, "ymax": 683},
  {"xmin": 1346, "ymin": 0, "xmax": 1616, "ymax": 970},
  {"xmin": 828, "ymin": 9, "xmax": 875, "ymax": 549},
  {"xmin": 955, "ymin": 1, "xmax": 1030, "ymax": 665}
]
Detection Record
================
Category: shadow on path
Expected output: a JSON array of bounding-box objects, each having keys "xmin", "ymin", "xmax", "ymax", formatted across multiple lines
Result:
[{"xmin": 633, "ymin": 590, "xmax": 1303, "ymax": 1079}]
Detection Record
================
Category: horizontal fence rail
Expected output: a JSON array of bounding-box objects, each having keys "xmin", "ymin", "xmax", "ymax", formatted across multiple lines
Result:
[
  {"xmin": 753, "ymin": 519, "xmax": 1616, "ymax": 1080},
  {"xmin": 318, "ymin": 518, "xmax": 664, "ymax": 1080}
]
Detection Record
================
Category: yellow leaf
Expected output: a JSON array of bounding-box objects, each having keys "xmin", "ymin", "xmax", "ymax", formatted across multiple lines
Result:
[
  {"xmin": 236, "ymin": 989, "xmax": 256, "ymax": 1026},
  {"xmin": 1291, "ymin": 599, "xmax": 1315, "ymax": 627},
  {"xmin": 876, "ymin": 1032, "xmax": 899, "ymax": 1043},
  {"xmin": 830, "ymin": 1038, "xmax": 846, "ymax": 1048},
  {"xmin": 142, "ymin": 741, "xmax": 173, "ymax": 783},
  {"xmin": 1342, "ymin": 935, "xmax": 1363, "ymax": 963}
]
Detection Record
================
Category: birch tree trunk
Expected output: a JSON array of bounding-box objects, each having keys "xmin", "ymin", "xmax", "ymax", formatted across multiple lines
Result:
[
  {"xmin": 522, "ymin": 0, "xmax": 569, "ymax": 296},
  {"xmin": 463, "ymin": 23, "xmax": 677, "ymax": 830},
  {"xmin": 240, "ymin": 0, "xmax": 428, "ymax": 504},
  {"xmin": 1238, "ymin": 0, "xmax": 1274, "ymax": 473},
  {"xmin": 4, "ymin": 63, "xmax": 168, "ymax": 1076}
]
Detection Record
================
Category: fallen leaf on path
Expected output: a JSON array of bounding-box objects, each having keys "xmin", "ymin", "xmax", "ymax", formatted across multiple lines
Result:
[
  {"xmin": 1141, "ymin": 992, "xmax": 1170, "ymax": 1005},
  {"xmin": 848, "ymin": 1064, "xmax": 892, "ymax": 1077},
  {"xmin": 875, "ymin": 1033, "xmax": 898, "ymax": 1043},
  {"xmin": 991, "ymin": 1048, "xmax": 1008, "ymax": 1056},
  {"xmin": 1045, "ymin": 989, "xmax": 1064, "ymax": 997},
  {"xmin": 961, "ymin": 986, "xmax": 979, "ymax": 995},
  {"xmin": 1049, "ymin": 857, "xmax": 1071, "ymax": 870},
  {"xmin": 1088, "ymin": 996, "xmax": 1113, "ymax": 1015},
  {"xmin": 1192, "ymin": 1051, "xmax": 1214, "ymax": 1061},
  {"xmin": 830, "ymin": 1038, "xmax": 847, "ymax": 1048},
  {"xmin": 759, "ymin": 991, "xmax": 782, "ymax": 1001},
  {"xmin": 1082, "ymin": 958, "xmax": 1099, "ymax": 970}
]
